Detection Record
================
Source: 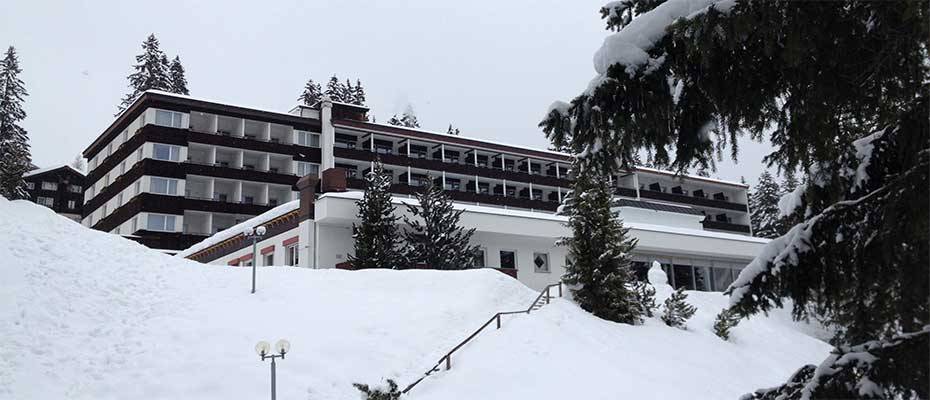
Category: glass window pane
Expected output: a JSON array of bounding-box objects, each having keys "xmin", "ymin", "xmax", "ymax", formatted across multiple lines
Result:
[
  {"xmin": 153, "ymin": 144, "xmax": 170, "ymax": 160},
  {"xmin": 500, "ymin": 251, "xmax": 516, "ymax": 269},
  {"xmin": 533, "ymin": 253, "xmax": 549, "ymax": 273},
  {"xmin": 155, "ymin": 110, "xmax": 173, "ymax": 126},
  {"xmin": 694, "ymin": 266, "xmax": 709, "ymax": 291},
  {"xmin": 631, "ymin": 261, "xmax": 648, "ymax": 282},
  {"xmin": 673, "ymin": 264, "xmax": 694, "ymax": 290},
  {"xmin": 473, "ymin": 248, "xmax": 486, "ymax": 267},
  {"xmin": 147, "ymin": 214, "xmax": 165, "ymax": 230},
  {"xmin": 712, "ymin": 267, "xmax": 735, "ymax": 291},
  {"xmin": 309, "ymin": 134, "xmax": 320, "ymax": 147}
]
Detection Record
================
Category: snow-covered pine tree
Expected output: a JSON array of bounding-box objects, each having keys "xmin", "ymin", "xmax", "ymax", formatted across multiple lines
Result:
[
  {"xmin": 540, "ymin": 1, "xmax": 928, "ymax": 396},
  {"xmin": 168, "ymin": 56, "xmax": 189, "ymax": 95},
  {"xmin": 402, "ymin": 180, "xmax": 477, "ymax": 270},
  {"xmin": 353, "ymin": 379, "xmax": 402, "ymax": 400},
  {"xmin": 0, "ymin": 46, "xmax": 31, "ymax": 200},
  {"xmin": 347, "ymin": 160, "xmax": 405, "ymax": 269},
  {"xmin": 713, "ymin": 308, "xmax": 740, "ymax": 341},
  {"xmin": 299, "ymin": 78, "xmax": 322, "ymax": 106},
  {"xmin": 70, "ymin": 155, "xmax": 86, "ymax": 173},
  {"xmin": 341, "ymin": 79, "xmax": 354, "ymax": 104},
  {"xmin": 660, "ymin": 287, "xmax": 696, "ymax": 329},
  {"xmin": 749, "ymin": 171, "xmax": 781, "ymax": 238},
  {"xmin": 117, "ymin": 34, "xmax": 171, "ymax": 114},
  {"xmin": 387, "ymin": 115, "xmax": 402, "ymax": 126},
  {"xmin": 632, "ymin": 281, "xmax": 657, "ymax": 318},
  {"xmin": 400, "ymin": 104, "xmax": 420, "ymax": 128},
  {"xmin": 446, "ymin": 124, "xmax": 460, "ymax": 135},
  {"xmin": 324, "ymin": 75, "xmax": 343, "ymax": 102},
  {"xmin": 560, "ymin": 159, "xmax": 643, "ymax": 324},
  {"xmin": 352, "ymin": 79, "xmax": 366, "ymax": 106}
]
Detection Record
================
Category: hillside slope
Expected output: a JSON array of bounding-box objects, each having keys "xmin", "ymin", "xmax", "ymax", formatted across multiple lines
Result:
[{"xmin": 0, "ymin": 198, "xmax": 831, "ymax": 399}]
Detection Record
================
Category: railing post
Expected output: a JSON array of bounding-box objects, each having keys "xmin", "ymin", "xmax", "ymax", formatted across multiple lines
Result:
[
  {"xmin": 445, "ymin": 355, "xmax": 451, "ymax": 370},
  {"xmin": 558, "ymin": 282, "xmax": 562, "ymax": 297},
  {"xmin": 496, "ymin": 313, "xmax": 501, "ymax": 329},
  {"xmin": 546, "ymin": 286, "xmax": 550, "ymax": 304}
]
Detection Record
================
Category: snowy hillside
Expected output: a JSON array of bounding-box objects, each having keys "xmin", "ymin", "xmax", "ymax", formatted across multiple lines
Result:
[{"xmin": 0, "ymin": 198, "xmax": 831, "ymax": 399}]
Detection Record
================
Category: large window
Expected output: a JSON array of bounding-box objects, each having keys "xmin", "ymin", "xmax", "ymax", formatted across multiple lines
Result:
[
  {"xmin": 150, "ymin": 177, "xmax": 179, "ymax": 195},
  {"xmin": 296, "ymin": 130, "xmax": 321, "ymax": 148},
  {"xmin": 264, "ymin": 253, "xmax": 274, "ymax": 266},
  {"xmin": 68, "ymin": 184, "xmax": 81, "ymax": 193},
  {"xmin": 68, "ymin": 200, "xmax": 76, "ymax": 209},
  {"xmin": 155, "ymin": 110, "xmax": 183, "ymax": 128},
  {"xmin": 296, "ymin": 162, "xmax": 320, "ymax": 177},
  {"xmin": 37, "ymin": 197, "xmax": 54, "ymax": 207},
  {"xmin": 41, "ymin": 181, "xmax": 58, "ymax": 190},
  {"xmin": 26, "ymin": 182, "xmax": 34, "ymax": 190},
  {"xmin": 146, "ymin": 214, "xmax": 176, "ymax": 232},
  {"xmin": 152, "ymin": 144, "xmax": 181, "ymax": 161},
  {"xmin": 285, "ymin": 244, "xmax": 299, "ymax": 266},
  {"xmin": 500, "ymin": 250, "xmax": 516, "ymax": 269}
]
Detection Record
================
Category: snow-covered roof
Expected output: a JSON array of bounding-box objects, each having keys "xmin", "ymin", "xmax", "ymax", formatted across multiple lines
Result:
[
  {"xmin": 23, "ymin": 164, "xmax": 85, "ymax": 178},
  {"xmin": 143, "ymin": 90, "xmax": 306, "ymax": 121},
  {"xmin": 176, "ymin": 200, "xmax": 300, "ymax": 258},
  {"xmin": 633, "ymin": 165, "xmax": 748, "ymax": 188}
]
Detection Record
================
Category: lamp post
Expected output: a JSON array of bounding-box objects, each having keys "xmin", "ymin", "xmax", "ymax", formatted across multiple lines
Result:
[
  {"xmin": 255, "ymin": 339, "xmax": 290, "ymax": 400},
  {"xmin": 244, "ymin": 226, "xmax": 266, "ymax": 294}
]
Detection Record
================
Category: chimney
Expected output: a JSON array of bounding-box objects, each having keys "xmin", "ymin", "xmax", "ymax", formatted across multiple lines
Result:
[
  {"xmin": 320, "ymin": 96, "xmax": 335, "ymax": 170},
  {"xmin": 296, "ymin": 175, "xmax": 320, "ymax": 221}
]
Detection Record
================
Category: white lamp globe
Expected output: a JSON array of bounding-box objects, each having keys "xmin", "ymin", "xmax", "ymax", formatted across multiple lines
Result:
[
  {"xmin": 275, "ymin": 339, "xmax": 291, "ymax": 354},
  {"xmin": 256, "ymin": 226, "xmax": 267, "ymax": 236},
  {"xmin": 243, "ymin": 227, "xmax": 254, "ymax": 237},
  {"xmin": 255, "ymin": 341, "xmax": 271, "ymax": 356}
]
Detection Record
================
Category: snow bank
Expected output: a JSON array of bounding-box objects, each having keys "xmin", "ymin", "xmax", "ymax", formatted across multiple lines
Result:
[{"xmin": 0, "ymin": 198, "xmax": 830, "ymax": 400}]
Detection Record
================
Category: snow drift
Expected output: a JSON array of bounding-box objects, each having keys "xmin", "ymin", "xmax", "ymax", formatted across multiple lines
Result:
[{"xmin": 0, "ymin": 198, "xmax": 831, "ymax": 399}]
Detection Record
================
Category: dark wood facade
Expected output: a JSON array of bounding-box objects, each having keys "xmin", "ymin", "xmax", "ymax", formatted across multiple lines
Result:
[{"xmin": 24, "ymin": 166, "xmax": 85, "ymax": 218}]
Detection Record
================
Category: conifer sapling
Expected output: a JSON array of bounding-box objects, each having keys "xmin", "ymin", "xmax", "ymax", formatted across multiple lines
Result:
[
  {"xmin": 660, "ymin": 287, "xmax": 696, "ymax": 329},
  {"xmin": 713, "ymin": 308, "xmax": 740, "ymax": 341}
]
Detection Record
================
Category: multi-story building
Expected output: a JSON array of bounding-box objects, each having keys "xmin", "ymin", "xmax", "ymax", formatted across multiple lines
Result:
[
  {"xmin": 23, "ymin": 164, "xmax": 85, "ymax": 222},
  {"xmin": 76, "ymin": 90, "xmax": 765, "ymax": 291}
]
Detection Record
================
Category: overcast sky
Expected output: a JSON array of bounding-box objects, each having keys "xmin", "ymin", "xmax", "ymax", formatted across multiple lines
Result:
[{"xmin": 2, "ymin": 0, "xmax": 774, "ymax": 185}]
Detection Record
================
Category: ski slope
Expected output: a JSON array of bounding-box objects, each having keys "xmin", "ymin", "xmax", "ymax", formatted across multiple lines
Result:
[{"xmin": 0, "ymin": 198, "xmax": 832, "ymax": 399}]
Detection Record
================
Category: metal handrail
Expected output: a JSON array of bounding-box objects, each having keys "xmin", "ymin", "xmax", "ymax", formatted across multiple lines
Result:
[{"xmin": 402, "ymin": 281, "xmax": 563, "ymax": 394}]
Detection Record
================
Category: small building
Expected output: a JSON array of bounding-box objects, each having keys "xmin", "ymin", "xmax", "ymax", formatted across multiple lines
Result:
[{"xmin": 23, "ymin": 164, "xmax": 85, "ymax": 222}]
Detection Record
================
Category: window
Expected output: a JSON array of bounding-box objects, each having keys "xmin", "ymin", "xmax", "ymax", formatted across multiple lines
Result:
[
  {"xmin": 533, "ymin": 253, "xmax": 550, "ymax": 273},
  {"xmin": 473, "ymin": 248, "xmax": 486, "ymax": 268},
  {"xmin": 296, "ymin": 162, "xmax": 320, "ymax": 177},
  {"xmin": 117, "ymin": 193, "xmax": 123, "ymax": 206},
  {"xmin": 146, "ymin": 214, "xmax": 176, "ymax": 232},
  {"xmin": 296, "ymin": 131, "xmax": 321, "ymax": 148},
  {"xmin": 500, "ymin": 250, "xmax": 516, "ymax": 269},
  {"xmin": 88, "ymin": 186, "xmax": 94, "ymax": 198},
  {"xmin": 101, "ymin": 204, "xmax": 107, "ymax": 216},
  {"xmin": 136, "ymin": 148, "xmax": 143, "ymax": 161},
  {"xmin": 264, "ymin": 253, "xmax": 274, "ymax": 266},
  {"xmin": 41, "ymin": 181, "xmax": 58, "ymax": 190},
  {"xmin": 68, "ymin": 184, "xmax": 81, "ymax": 193},
  {"xmin": 37, "ymin": 196, "xmax": 54, "ymax": 207},
  {"xmin": 68, "ymin": 200, "xmax": 76, "ymax": 209},
  {"xmin": 673, "ymin": 264, "xmax": 695, "ymax": 290},
  {"xmin": 131, "ymin": 217, "xmax": 138, "ymax": 232},
  {"xmin": 152, "ymin": 144, "xmax": 181, "ymax": 161},
  {"xmin": 285, "ymin": 244, "xmax": 299, "ymax": 266},
  {"xmin": 26, "ymin": 182, "xmax": 34, "ymax": 190},
  {"xmin": 120, "ymin": 161, "xmax": 126, "ymax": 175},
  {"xmin": 150, "ymin": 177, "xmax": 179, "ymax": 195},
  {"xmin": 122, "ymin": 129, "xmax": 129, "ymax": 142},
  {"xmin": 155, "ymin": 110, "xmax": 184, "ymax": 128},
  {"xmin": 134, "ymin": 181, "xmax": 141, "ymax": 195},
  {"xmin": 242, "ymin": 259, "xmax": 253, "ymax": 267}
]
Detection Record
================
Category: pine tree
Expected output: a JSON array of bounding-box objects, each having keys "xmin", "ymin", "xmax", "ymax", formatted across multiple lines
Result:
[
  {"xmin": 70, "ymin": 155, "xmax": 86, "ymax": 172},
  {"xmin": 348, "ymin": 160, "xmax": 405, "ymax": 269},
  {"xmin": 402, "ymin": 180, "xmax": 477, "ymax": 270},
  {"xmin": 387, "ymin": 115, "xmax": 402, "ymax": 126},
  {"xmin": 660, "ymin": 287, "xmax": 696, "ymax": 329},
  {"xmin": 632, "ymin": 281, "xmax": 657, "ymax": 318},
  {"xmin": 299, "ymin": 78, "xmax": 322, "ymax": 106},
  {"xmin": 340, "ymin": 79, "xmax": 355, "ymax": 104},
  {"xmin": 399, "ymin": 105, "xmax": 419, "ymax": 128},
  {"xmin": 168, "ymin": 56, "xmax": 189, "ymax": 95},
  {"xmin": 749, "ymin": 171, "xmax": 781, "ymax": 238},
  {"xmin": 540, "ymin": 2, "xmax": 928, "ymax": 396},
  {"xmin": 324, "ymin": 75, "xmax": 343, "ymax": 102},
  {"xmin": 352, "ymin": 79, "xmax": 366, "ymax": 105},
  {"xmin": 118, "ymin": 34, "xmax": 171, "ymax": 113},
  {"xmin": 446, "ymin": 124, "xmax": 460, "ymax": 135},
  {"xmin": 353, "ymin": 379, "xmax": 402, "ymax": 400},
  {"xmin": 0, "ymin": 46, "xmax": 31, "ymax": 200},
  {"xmin": 560, "ymin": 159, "xmax": 643, "ymax": 324},
  {"xmin": 713, "ymin": 308, "xmax": 740, "ymax": 341}
]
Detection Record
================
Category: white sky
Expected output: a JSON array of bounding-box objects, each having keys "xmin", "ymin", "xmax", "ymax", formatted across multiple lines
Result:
[{"xmin": 1, "ymin": 0, "xmax": 774, "ymax": 185}]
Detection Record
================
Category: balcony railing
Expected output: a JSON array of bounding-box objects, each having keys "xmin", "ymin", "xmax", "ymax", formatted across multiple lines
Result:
[
  {"xmin": 639, "ymin": 188, "xmax": 748, "ymax": 212},
  {"xmin": 346, "ymin": 178, "xmax": 560, "ymax": 212},
  {"xmin": 701, "ymin": 219, "xmax": 751, "ymax": 234}
]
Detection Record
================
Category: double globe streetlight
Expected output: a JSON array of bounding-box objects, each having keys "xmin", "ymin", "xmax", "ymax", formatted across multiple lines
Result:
[
  {"xmin": 255, "ymin": 339, "xmax": 290, "ymax": 400},
  {"xmin": 243, "ymin": 226, "xmax": 267, "ymax": 294}
]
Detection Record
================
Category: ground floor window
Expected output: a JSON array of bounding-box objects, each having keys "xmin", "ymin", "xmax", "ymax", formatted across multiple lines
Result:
[
  {"xmin": 146, "ymin": 214, "xmax": 176, "ymax": 232},
  {"xmin": 37, "ymin": 196, "xmax": 54, "ymax": 208},
  {"xmin": 533, "ymin": 252, "xmax": 550, "ymax": 273},
  {"xmin": 264, "ymin": 253, "xmax": 274, "ymax": 266},
  {"xmin": 473, "ymin": 248, "xmax": 486, "ymax": 268},
  {"xmin": 285, "ymin": 244, "xmax": 299, "ymax": 266},
  {"xmin": 500, "ymin": 250, "xmax": 516, "ymax": 269},
  {"xmin": 633, "ymin": 255, "xmax": 744, "ymax": 292}
]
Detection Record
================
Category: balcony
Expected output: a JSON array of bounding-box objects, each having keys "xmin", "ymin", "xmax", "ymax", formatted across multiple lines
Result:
[
  {"xmin": 701, "ymin": 219, "xmax": 751, "ymax": 234},
  {"xmin": 639, "ymin": 188, "xmax": 748, "ymax": 212}
]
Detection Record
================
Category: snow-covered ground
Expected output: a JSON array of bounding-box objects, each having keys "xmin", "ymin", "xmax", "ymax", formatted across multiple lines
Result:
[{"xmin": 0, "ymin": 198, "xmax": 831, "ymax": 399}]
